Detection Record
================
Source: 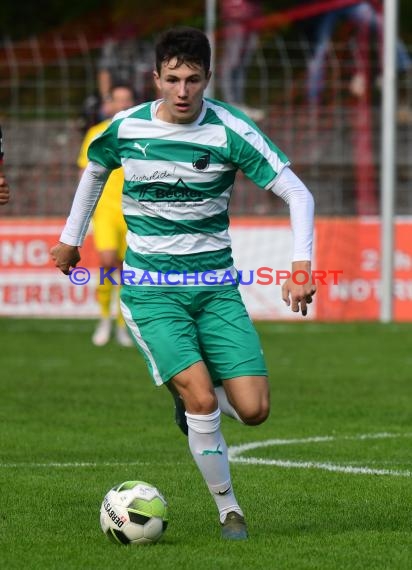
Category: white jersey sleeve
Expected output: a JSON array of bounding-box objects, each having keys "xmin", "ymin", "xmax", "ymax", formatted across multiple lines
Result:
[
  {"xmin": 59, "ymin": 161, "xmax": 110, "ymax": 246},
  {"xmin": 269, "ymin": 166, "xmax": 314, "ymax": 261}
]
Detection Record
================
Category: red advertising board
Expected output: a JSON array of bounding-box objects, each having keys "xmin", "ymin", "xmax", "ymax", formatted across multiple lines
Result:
[
  {"xmin": 0, "ymin": 219, "xmax": 99, "ymax": 316},
  {"xmin": 1, "ymin": 217, "xmax": 412, "ymax": 320},
  {"xmin": 315, "ymin": 218, "xmax": 412, "ymax": 321}
]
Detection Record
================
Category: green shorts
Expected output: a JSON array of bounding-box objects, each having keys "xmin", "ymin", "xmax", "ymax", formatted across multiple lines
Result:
[{"xmin": 120, "ymin": 287, "xmax": 267, "ymax": 386}]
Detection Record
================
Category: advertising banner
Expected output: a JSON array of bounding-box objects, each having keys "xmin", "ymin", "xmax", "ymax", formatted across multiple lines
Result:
[{"xmin": 1, "ymin": 217, "xmax": 411, "ymax": 320}]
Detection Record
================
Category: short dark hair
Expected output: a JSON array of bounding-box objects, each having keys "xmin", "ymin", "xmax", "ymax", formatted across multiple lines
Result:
[{"xmin": 155, "ymin": 27, "xmax": 211, "ymax": 75}]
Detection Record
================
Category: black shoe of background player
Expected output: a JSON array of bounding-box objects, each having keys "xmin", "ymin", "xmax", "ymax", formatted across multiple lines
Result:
[{"xmin": 166, "ymin": 383, "xmax": 188, "ymax": 436}]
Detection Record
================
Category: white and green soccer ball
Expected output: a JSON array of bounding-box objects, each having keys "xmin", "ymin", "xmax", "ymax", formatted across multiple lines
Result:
[{"xmin": 100, "ymin": 480, "xmax": 168, "ymax": 545}]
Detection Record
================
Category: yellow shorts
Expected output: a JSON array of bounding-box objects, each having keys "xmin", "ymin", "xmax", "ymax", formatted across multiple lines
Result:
[{"xmin": 92, "ymin": 206, "xmax": 127, "ymax": 258}]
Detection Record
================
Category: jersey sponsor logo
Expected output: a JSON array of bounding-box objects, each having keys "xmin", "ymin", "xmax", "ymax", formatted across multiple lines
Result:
[
  {"xmin": 133, "ymin": 142, "xmax": 150, "ymax": 157},
  {"xmin": 130, "ymin": 167, "xmax": 176, "ymax": 183},
  {"xmin": 135, "ymin": 178, "xmax": 203, "ymax": 202},
  {"xmin": 192, "ymin": 149, "xmax": 210, "ymax": 171}
]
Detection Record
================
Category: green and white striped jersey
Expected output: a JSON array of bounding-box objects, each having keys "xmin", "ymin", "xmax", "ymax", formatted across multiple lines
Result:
[{"xmin": 87, "ymin": 98, "xmax": 289, "ymax": 287}]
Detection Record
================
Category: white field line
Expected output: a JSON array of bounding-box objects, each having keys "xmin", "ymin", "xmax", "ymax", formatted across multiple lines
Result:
[
  {"xmin": 229, "ymin": 457, "xmax": 412, "ymax": 477},
  {"xmin": 228, "ymin": 432, "xmax": 412, "ymax": 477},
  {"xmin": 0, "ymin": 461, "xmax": 148, "ymax": 468},
  {"xmin": 0, "ymin": 461, "xmax": 184, "ymax": 469},
  {"xmin": 1, "ymin": 433, "xmax": 410, "ymax": 476}
]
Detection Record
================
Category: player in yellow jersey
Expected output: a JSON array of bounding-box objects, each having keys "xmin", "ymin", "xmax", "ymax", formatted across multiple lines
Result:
[{"xmin": 77, "ymin": 84, "xmax": 136, "ymax": 346}]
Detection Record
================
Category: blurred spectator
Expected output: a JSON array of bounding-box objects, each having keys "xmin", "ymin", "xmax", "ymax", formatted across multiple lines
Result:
[
  {"xmin": 77, "ymin": 84, "xmax": 136, "ymax": 347},
  {"xmin": 81, "ymin": 24, "xmax": 154, "ymax": 131},
  {"xmin": 219, "ymin": 0, "xmax": 265, "ymax": 121},
  {"xmin": 303, "ymin": 1, "xmax": 411, "ymax": 113},
  {"xmin": 97, "ymin": 33, "xmax": 154, "ymax": 105}
]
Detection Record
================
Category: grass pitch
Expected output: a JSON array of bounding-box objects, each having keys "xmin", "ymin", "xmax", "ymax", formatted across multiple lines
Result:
[{"xmin": 0, "ymin": 319, "xmax": 411, "ymax": 569}]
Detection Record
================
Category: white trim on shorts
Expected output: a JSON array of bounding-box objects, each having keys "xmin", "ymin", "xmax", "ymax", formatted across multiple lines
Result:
[{"xmin": 120, "ymin": 299, "xmax": 164, "ymax": 386}]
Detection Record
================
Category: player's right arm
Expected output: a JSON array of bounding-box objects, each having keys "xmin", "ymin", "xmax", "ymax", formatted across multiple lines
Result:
[
  {"xmin": 51, "ymin": 120, "xmax": 120, "ymax": 275},
  {"xmin": 50, "ymin": 161, "xmax": 111, "ymax": 274},
  {"xmin": 50, "ymin": 243, "xmax": 81, "ymax": 275}
]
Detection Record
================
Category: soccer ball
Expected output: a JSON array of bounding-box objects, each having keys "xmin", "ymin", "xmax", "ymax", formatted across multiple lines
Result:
[{"xmin": 100, "ymin": 480, "xmax": 168, "ymax": 545}]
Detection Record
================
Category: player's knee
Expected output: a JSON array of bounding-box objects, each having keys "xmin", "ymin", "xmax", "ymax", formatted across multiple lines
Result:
[
  {"xmin": 184, "ymin": 391, "xmax": 217, "ymax": 415},
  {"xmin": 240, "ymin": 400, "xmax": 270, "ymax": 426}
]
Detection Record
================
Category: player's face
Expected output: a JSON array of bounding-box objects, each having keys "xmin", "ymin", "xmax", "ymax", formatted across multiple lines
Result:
[{"xmin": 154, "ymin": 59, "xmax": 211, "ymax": 124}]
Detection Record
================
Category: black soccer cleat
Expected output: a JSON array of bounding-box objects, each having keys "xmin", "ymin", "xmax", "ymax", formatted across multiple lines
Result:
[
  {"xmin": 221, "ymin": 511, "xmax": 248, "ymax": 540},
  {"xmin": 166, "ymin": 383, "xmax": 188, "ymax": 436}
]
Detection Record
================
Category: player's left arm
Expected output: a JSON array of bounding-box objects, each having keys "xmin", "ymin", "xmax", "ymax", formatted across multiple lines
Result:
[
  {"xmin": 269, "ymin": 166, "xmax": 316, "ymax": 317},
  {"xmin": 281, "ymin": 259, "xmax": 315, "ymax": 317},
  {"xmin": 228, "ymin": 124, "xmax": 316, "ymax": 316}
]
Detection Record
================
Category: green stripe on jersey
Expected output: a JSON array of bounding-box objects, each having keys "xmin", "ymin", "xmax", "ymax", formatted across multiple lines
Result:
[
  {"xmin": 124, "ymin": 247, "xmax": 233, "ymax": 274},
  {"xmin": 124, "ymin": 211, "xmax": 229, "ymax": 237}
]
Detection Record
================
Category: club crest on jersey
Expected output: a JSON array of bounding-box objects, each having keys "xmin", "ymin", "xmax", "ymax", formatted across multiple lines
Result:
[{"xmin": 192, "ymin": 150, "xmax": 210, "ymax": 171}]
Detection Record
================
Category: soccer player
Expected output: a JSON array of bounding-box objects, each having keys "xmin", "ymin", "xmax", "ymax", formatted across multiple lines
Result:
[
  {"xmin": 51, "ymin": 27, "xmax": 316, "ymax": 540},
  {"xmin": 77, "ymin": 84, "xmax": 136, "ymax": 347}
]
